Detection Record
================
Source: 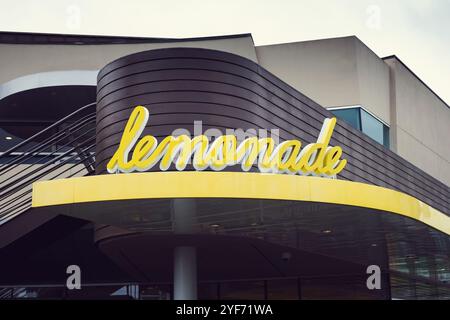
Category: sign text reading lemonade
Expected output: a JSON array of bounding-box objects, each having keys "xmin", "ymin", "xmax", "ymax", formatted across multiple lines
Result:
[{"xmin": 107, "ymin": 106, "xmax": 347, "ymax": 177}]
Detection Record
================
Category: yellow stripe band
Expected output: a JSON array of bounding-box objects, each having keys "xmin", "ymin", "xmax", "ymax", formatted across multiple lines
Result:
[{"xmin": 31, "ymin": 171, "xmax": 450, "ymax": 235}]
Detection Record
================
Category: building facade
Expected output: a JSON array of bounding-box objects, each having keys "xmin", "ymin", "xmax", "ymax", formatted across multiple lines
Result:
[{"xmin": 0, "ymin": 32, "xmax": 449, "ymax": 300}]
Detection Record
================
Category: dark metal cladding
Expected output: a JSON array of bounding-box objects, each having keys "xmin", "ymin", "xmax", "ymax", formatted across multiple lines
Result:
[{"xmin": 95, "ymin": 47, "xmax": 449, "ymax": 215}]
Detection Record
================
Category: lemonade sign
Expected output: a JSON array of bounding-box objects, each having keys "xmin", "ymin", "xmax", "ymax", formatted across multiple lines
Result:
[{"xmin": 107, "ymin": 106, "xmax": 347, "ymax": 177}]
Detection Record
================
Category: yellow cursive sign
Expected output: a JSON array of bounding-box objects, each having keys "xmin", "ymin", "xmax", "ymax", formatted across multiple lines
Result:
[{"xmin": 107, "ymin": 106, "xmax": 347, "ymax": 177}]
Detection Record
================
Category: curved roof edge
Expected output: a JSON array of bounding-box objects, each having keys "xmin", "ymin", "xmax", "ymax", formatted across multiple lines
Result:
[
  {"xmin": 0, "ymin": 70, "xmax": 97, "ymax": 101},
  {"xmin": 0, "ymin": 30, "xmax": 254, "ymax": 45}
]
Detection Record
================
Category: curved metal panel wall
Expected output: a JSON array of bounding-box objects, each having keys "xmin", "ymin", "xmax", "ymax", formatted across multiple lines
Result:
[{"xmin": 96, "ymin": 48, "xmax": 449, "ymax": 215}]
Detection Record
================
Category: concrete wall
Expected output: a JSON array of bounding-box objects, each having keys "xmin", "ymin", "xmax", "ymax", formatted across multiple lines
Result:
[
  {"xmin": 384, "ymin": 57, "xmax": 450, "ymax": 185},
  {"xmin": 0, "ymin": 35, "xmax": 257, "ymax": 85},
  {"xmin": 255, "ymin": 36, "xmax": 391, "ymax": 125},
  {"xmin": 354, "ymin": 39, "xmax": 391, "ymax": 125}
]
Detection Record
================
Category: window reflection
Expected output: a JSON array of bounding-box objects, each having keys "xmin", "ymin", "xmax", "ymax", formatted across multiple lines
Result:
[{"xmin": 329, "ymin": 106, "xmax": 390, "ymax": 148}]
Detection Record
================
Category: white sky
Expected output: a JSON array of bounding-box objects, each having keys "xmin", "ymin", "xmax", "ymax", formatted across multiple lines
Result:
[{"xmin": 0, "ymin": 0, "xmax": 449, "ymax": 104}]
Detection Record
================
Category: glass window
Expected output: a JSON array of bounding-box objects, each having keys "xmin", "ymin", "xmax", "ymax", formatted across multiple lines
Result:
[
  {"xmin": 361, "ymin": 109, "xmax": 384, "ymax": 146},
  {"xmin": 329, "ymin": 108, "xmax": 361, "ymax": 130},
  {"xmin": 330, "ymin": 106, "xmax": 390, "ymax": 148},
  {"xmin": 383, "ymin": 125, "xmax": 390, "ymax": 148}
]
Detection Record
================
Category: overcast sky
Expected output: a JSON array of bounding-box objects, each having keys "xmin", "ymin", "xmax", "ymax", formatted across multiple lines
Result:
[{"xmin": 0, "ymin": 0, "xmax": 449, "ymax": 104}]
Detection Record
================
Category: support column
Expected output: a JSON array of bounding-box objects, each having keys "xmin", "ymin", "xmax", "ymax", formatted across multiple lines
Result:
[
  {"xmin": 174, "ymin": 246, "xmax": 197, "ymax": 300},
  {"xmin": 172, "ymin": 199, "xmax": 197, "ymax": 300}
]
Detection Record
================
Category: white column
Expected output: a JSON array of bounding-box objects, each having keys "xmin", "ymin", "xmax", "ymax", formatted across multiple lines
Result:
[
  {"xmin": 172, "ymin": 199, "xmax": 197, "ymax": 300},
  {"xmin": 174, "ymin": 246, "xmax": 197, "ymax": 300}
]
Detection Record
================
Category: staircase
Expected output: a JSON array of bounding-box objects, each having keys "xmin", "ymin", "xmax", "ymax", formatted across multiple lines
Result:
[{"xmin": 0, "ymin": 103, "xmax": 96, "ymax": 225}]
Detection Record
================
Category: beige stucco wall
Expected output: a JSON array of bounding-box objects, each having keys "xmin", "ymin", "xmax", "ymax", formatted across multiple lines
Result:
[
  {"xmin": 256, "ymin": 37, "xmax": 360, "ymax": 111},
  {"xmin": 256, "ymin": 36, "xmax": 390, "ymax": 124},
  {"xmin": 255, "ymin": 36, "xmax": 391, "ymax": 125},
  {"xmin": 354, "ymin": 39, "xmax": 391, "ymax": 125},
  {"xmin": 384, "ymin": 57, "xmax": 450, "ymax": 185},
  {"xmin": 0, "ymin": 35, "xmax": 257, "ymax": 85}
]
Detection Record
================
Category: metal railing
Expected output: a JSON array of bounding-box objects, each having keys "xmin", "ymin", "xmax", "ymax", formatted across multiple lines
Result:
[
  {"xmin": 0, "ymin": 283, "xmax": 159, "ymax": 300},
  {"xmin": 0, "ymin": 103, "xmax": 96, "ymax": 225}
]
